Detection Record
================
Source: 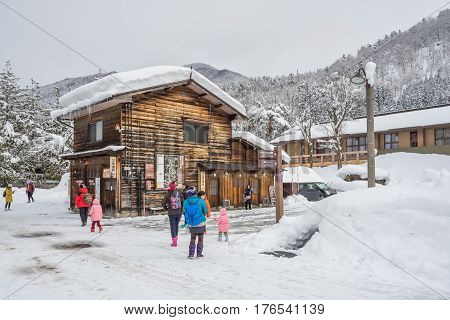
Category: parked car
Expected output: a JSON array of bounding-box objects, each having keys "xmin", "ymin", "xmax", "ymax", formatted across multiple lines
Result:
[{"xmin": 298, "ymin": 182, "xmax": 337, "ymax": 201}]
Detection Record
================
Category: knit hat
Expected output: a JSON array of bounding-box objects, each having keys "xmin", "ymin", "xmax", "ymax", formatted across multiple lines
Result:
[
  {"xmin": 169, "ymin": 181, "xmax": 176, "ymax": 191},
  {"xmin": 187, "ymin": 188, "xmax": 197, "ymax": 197}
]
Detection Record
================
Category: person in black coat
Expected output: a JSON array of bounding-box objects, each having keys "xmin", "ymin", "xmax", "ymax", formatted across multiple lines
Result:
[{"xmin": 244, "ymin": 185, "xmax": 253, "ymax": 210}]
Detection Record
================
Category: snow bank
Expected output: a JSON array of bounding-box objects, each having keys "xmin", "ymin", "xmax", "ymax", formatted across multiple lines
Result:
[
  {"xmin": 301, "ymin": 169, "xmax": 450, "ymax": 296},
  {"xmin": 283, "ymin": 166, "xmax": 326, "ymax": 183},
  {"xmin": 51, "ymin": 66, "xmax": 246, "ymax": 120},
  {"xmin": 255, "ymin": 153, "xmax": 450, "ymax": 297},
  {"xmin": 232, "ymin": 130, "xmax": 290, "ymax": 163}
]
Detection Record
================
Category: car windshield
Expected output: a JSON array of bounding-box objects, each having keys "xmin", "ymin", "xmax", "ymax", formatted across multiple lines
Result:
[{"xmin": 315, "ymin": 183, "xmax": 330, "ymax": 190}]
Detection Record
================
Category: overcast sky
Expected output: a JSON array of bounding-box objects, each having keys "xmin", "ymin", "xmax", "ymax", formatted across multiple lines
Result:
[{"xmin": 0, "ymin": 0, "xmax": 447, "ymax": 86}]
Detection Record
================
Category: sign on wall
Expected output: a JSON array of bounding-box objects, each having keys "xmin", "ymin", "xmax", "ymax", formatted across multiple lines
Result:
[
  {"xmin": 178, "ymin": 156, "xmax": 185, "ymax": 187},
  {"xmin": 156, "ymin": 154, "xmax": 165, "ymax": 189},
  {"xmin": 110, "ymin": 156, "xmax": 117, "ymax": 178},
  {"xmin": 95, "ymin": 177, "xmax": 101, "ymax": 201},
  {"xmin": 200, "ymin": 171, "xmax": 206, "ymax": 192}
]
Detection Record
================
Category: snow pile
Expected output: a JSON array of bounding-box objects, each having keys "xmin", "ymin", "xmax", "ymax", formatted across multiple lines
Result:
[
  {"xmin": 253, "ymin": 153, "xmax": 450, "ymax": 297},
  {"xmin": 336, "ymin": 164, "xmax": 390, "ymax": 181},
  {"xmin": 283, "ymin": 166, "xmax": 326, "ymax": 183},
  {"xmin": 51, "ymin": 66, "xmax": 246, "ymax": 120},
  {"xmin": 284, "ymin": 194, "xmax": 310, "ymax": 208},
  {"xmin": 301, "ymin": 169, "xmax": 450, "ymax": 296},
  {"xmin": 232, "ymin": 130, "xmax": 290, "ymax": 163},
  {"xmin": 365, "ymin": 61, "xmax": 376, "ymax": 86}
]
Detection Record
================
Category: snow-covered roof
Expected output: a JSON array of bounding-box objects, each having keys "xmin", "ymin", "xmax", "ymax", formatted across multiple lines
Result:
[
  {"xmin": 271, "ymin": 104, "xmax": 450, "ymax": 144},
  {"xmin": 51, "ymin": 66, "xmax": 246, "ymax": 120},
  {"xmin": 283, "ymin": 166, "xmax": 326, "ymax": 183},
  {"xmin": 232, "ymin": 130, "xmax": 291, "ymax": 163},
  {"xmin": 60, "ymin": 145, "xmax": 126, "ymax": 159}
]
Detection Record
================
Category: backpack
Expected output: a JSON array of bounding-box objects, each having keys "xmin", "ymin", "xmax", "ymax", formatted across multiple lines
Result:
[
  {"xmin": 83, "ymin": 193, "xmax": 93, "ymax": 205},
  {"xmin": 170, "ymin": 191, "xmax": 182, "ymax": 210},
  {"xmin": 185, "ymin": 199, "xmax": 201, "ymax": 226}
]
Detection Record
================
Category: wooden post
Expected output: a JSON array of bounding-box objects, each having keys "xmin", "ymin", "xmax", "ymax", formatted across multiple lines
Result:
[{"xmin": 275, "ymin": 146, "xmax": 284, "ymax": 223}]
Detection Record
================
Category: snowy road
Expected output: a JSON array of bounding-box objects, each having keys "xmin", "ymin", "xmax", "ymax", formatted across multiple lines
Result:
[{"xmin": 0, "ymin": 184, "xmax": 439, "ymax": 299}]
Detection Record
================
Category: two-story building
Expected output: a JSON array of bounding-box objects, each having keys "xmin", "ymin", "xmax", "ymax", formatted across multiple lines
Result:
[
  {"xmin": 52, "ymin": 66, "xmax": 287, "ymax": 217},
  {"xmin": 271, "ymin": 104, "xmax": 450, "ymax": 167}
]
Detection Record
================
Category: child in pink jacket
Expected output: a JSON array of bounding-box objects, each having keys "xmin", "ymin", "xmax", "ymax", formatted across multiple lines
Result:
[
  {"xmin": 217, "ymin": 208, "xmax": 229, "ymax": 242},
  {"xmin": 89, "ymin": 199, "xmax": 103, "ymax": 233}
]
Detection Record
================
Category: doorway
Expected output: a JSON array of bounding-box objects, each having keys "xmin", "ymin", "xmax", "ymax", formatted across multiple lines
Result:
[{"xmin": 208, "ymin": 177, "xmax": 219, "ymax": 207}]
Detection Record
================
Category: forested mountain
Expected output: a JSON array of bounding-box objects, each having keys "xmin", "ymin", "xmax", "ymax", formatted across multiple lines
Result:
[
  {"xmin": 223, "ymin": 9, "xmax": 450, "ymax": 140},
  {"xmin": 0, "ymin": 9, "xmax": 448, "ymax": 181}
]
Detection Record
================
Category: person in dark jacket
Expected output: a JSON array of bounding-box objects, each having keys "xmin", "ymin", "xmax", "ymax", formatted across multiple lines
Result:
[
  {"xmin": 162, "ymin": 181, "xmax": 184, "ymax": 247},
  {"xmin": 244, "ymin": 185, "xmax": 253, "ymax": 210},
  {"xmin": 183, "ymin": 189, "xmax": 207, "ymax": 259},
  {"xmin": 75, "ymin": 184, "xmax": 90, "ymax": 226},
  {"xmin": 26, "ymin": 180, "xmax": 35, "ymax": 203}
]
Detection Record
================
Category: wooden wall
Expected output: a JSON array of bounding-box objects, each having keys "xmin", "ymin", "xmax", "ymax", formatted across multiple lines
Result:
[
  {"xmin": 73, "ymin": 105, "xmax": 121, "ymax": 152},
  {"xmin": 121, "ymin": 86, "xmax": 233, "ymax": 213}
]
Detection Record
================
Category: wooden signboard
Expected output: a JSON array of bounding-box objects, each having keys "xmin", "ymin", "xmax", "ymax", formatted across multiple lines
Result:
[
  {"xmin": 259, "ymin": 150, "xmax": 276, "ymax": 159},
  {"xmin": 156, "ymin": 155, "xmax": 165, "ymax": 189},
  {"xmin": 269, "ymin": 185, "xmax": 276, "ymax": 205},
  {"xmin": 95, "ymin": 177, "xmax": 101, "ymax": 201},
  {"xmin": 110, "ymin": 156, "xmax": 117, "ymax": 178},
  {"xmin": 259, "ymin": 159, "xmax": 277, "ymax": 168}
]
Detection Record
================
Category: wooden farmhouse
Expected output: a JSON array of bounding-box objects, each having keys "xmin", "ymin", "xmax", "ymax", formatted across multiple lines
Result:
[
  {"xmin": 52, "ymin": 66, "xmax": 289, "ymax": 217},
  {"xmin": 271, "ymin": 104, "xmax": 450, "ymax": 167}
]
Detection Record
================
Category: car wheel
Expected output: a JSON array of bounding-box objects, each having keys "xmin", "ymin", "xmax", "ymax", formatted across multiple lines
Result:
[{"xmin": 318, "ymin": 194, "xmax": 325, "ymax": 201}]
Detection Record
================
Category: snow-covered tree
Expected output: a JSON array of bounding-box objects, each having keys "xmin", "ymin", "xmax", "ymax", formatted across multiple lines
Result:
[{"xmin": 320, "ymin": 73, "xmax": 357, "ymax": 169}]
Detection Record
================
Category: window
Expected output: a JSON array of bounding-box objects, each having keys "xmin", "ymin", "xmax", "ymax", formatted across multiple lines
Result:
[
  {"xmin": 384, "ymin": 133, "xmax": 399, "ymax": 149},
  {"xmin": 346, "ymin": 136, "xmax": 367, "ymax": 152},
  {"xmin": 209, "ymin": 179, "xmax": 218, "ymax": 196},
  {"xmin": 313, "ymin": 141, "xmax": 332, "ymax": 154},
  {"xmin": 410, "ymin": 131, "xmax": 418, "ymax": 148},
  {"xmin": 184, "ymin": 123, "xmax": 209, "ymax": 144},
  {"xmin": 435, "ymin": 128, "xmax": 450, "ymax": 146},
  {"xmin": 88, "ymin": 120, "xmax": 103, "ymax": 142}
]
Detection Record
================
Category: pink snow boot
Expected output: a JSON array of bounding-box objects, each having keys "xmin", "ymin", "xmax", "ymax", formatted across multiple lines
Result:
[{"xmin": 171, "ymin": 236, "xmax": 178, "ymax": 247}]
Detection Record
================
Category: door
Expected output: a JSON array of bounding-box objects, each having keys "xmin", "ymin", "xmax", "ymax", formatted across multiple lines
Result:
[
  {"xmin": 208, "ymin": 178, "xmax": 219, "ymax": 208},
  {"xmin": 102, "ymin": 178, "xmax": 116, "ymax": 216},
  {"xmin": 251, "ymin": 178, "xmax": 260, "ymax": 204}
]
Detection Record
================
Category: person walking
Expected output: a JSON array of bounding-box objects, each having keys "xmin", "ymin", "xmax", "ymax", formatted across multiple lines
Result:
[
  {"xmin": 244, "ymin": 184, "xmax": 253, "ymax": 210},
  {"xmin": 197, "ymin": 191, "xmax": 211, "ymax": 219},
  {"xmin": 217, "ymin": 208, "xmax": 229, "ymax": 242},
  {"xmin": 89, "ymin": 198, "xmax": 103, "ymax": 233},
  {"xmin": 3, "ymin": 184, "xmax": 14, "ymax": 211},
  {"xmin": 162, "ymin": 181, "xmax": 184, "ymax": 247},
  {"xmin": 75, "ymin": 184, "xmax": 90, "ymax": 226},
  {"xmin": 183, "ymin": 189, "xmax": 207, "ymax": 259},
  {"xmin": 26, "ymin": 180, "xmax": 35, "ymax": 203}
]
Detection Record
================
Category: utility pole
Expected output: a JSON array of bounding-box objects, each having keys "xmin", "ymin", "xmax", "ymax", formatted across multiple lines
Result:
[
  {"xmin": 366, "ymin": 82, "xmax": 376, "ymax": 188},
  {"xmin": 275, "ymin": 146, "xmax": 284, "ymax": 223},
  {"xmin": 350, "ymin": 62, "xmax": 376, "ymax": 188}
]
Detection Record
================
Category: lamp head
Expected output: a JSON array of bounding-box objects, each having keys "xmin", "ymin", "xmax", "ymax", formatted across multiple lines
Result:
[{"xmin": 350, "ymin": 68, "xmax": 367, "ymax": 85}]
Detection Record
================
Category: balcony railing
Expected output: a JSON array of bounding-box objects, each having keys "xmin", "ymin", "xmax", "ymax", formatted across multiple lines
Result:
[{"xmin": 289, "ymin": 150, "xmax": 368, "ymax": 167}]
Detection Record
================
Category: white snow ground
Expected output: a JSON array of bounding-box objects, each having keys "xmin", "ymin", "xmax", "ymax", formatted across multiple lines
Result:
[{"xmin": 1, "ymin": 153, "xmax": 449, "ymax": 299}]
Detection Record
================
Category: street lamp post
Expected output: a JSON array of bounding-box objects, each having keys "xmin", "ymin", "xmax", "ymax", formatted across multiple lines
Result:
[{"xmin": 350, "ymin": 64, "xmax": 376, "ymax": 188}]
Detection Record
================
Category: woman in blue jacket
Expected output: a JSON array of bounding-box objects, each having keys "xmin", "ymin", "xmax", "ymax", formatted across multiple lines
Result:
[{"xmin": 183, "ymin": 188, "xmax": 208, "ymax": 259}]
